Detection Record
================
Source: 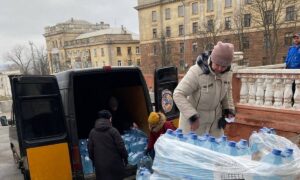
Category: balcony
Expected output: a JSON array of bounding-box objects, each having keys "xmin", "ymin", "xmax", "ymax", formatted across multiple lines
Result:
[{"xmin": 226, "ymin": 64, "xmax": 300, "ymax": 146}]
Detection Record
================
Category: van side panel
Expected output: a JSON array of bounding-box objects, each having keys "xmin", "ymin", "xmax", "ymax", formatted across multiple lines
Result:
[{"xmin": 26, "ymin": 143, "xmax": 72, "ymax": 180}]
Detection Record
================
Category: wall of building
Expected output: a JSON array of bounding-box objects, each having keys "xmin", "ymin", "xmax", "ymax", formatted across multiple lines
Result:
[{"xmin": 137, "ymin": 0, "xmax": 300, "ymax": 74}]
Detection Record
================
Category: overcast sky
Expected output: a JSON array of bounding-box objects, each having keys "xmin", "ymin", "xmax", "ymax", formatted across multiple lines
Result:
[{"xmin": 0, "ymin": 0, "xmax": 139, "ymax": 64}]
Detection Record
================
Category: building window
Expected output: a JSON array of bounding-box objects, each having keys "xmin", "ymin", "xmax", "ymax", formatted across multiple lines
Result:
[
  {"xmin": 284, "ymin": 32, "xmax": 294, "ymax": 46},
  {"xmin": 94, "ymin": 49, "xmax": 97, "ymax": 57},
  {"xmin": 264, "ymin": 10, "xmax": 273, "ymax": 25},
  {"xmin": 179, "ymin": 42, "xmax": 184, "ymax": 53},
  {"xmin": 166, "ymin": 44, "xmax": 172, "ymax": 54},
  {"xmin": 128, "ymin": 60, "xmax": 132, "ymax": 66},
  {"xmin": 192, "ymin": 2, "xmax": 198, "ymax": 15},
  {"xmin": 244, "ymin": 0, "xmax": 252, "ymax": 4},
  {"xmin": 101, "ymin": 48, "xmax": 104, "ymax": 56},
  {"xmin": 117, "ymin": 47, "xmax": 121, "ymax": 56},
  {"xmin": 207, "ymin": 19, "xmax": 214, "ymax": 32},
  {"xmin": 136, "ymin": 59, "xmax": 141, "ymax": 66},
  {"xmin": 179, "ymin": 25, "xmax": 184, "ymax": 36},
  {"xmin": 225, "ymin": 17, "xmax": 231, "ymax": 30},
  {"xmin": 153, "ymin": 44, "xmax": 157, "ymax": 55},
  {"xmin": 166, "ymin": 26, "xmax": 171, "ymax": 37},
  {"xmin": 152, "ymin": 11, "xmax": 157, "ymax": 22},
  {"xmin": 244, "ymin": 14, "xmax": 251, "ymax": 27},
  {"xmin": 207, "ymin": 0, "xmax": 214, "ymax": 12},
  {"xmin": 242, "ymin": 36, "xmax": 250, "ymax": 49},
  {"xmin": 225, "ymin": 0, "xmax": 232, "ymax": 8},
  {"xmin": 192, "ymin": 42, "xmax": 198, "ymax": 52},
  {"xmin": 136, "ymin": 46, "xmax": 140, "ymax": 54},
  {"xmin": 192, "ymin": 22, "xmax": 198, "ymax": 34},
  {"xmin": 286, "ymin": 6, "xmax": 295, "ymax": 21},
  {"xmin": 165, "ymin": 8, "xmax": 171, "ymax": 20},
  {"xmin": 153, "ymin": 28, "xmax": 157, "ymax": 38},
  {"xmin": 178, "ymin": 5, "xmax": 184, "ymax": 17},
  {"xmin": 117, "ymin": 60, "xmax": 122, "ymax": 66},
  {"xmin": 127, "ymin": 47, "xmax": 132, "ymax": 55}
]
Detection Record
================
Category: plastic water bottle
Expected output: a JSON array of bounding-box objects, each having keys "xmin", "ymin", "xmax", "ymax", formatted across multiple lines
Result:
[
  {"xmin": 129, "ymin": 151, "xmax": 144, "ymax": 165},
  {"xmin": 253, "ymin": 149, "xmax": 283, "ymax": 180},
  {"xmin": 203, "ymin": 136, "xmax": 219, "ymax": 152},
  {"xmin": 137, "ymin": 155, "xmax": 153, "ymax": 173},
  {"xmin": 226, "ymin": 141, "xmax": 239, "ymax": 156},
  {"xmin": 164, "ymin": 129, "xmax": 176, "ymax": 139},
  {"xmin": 187, "ymin": 134, "xmax": 198, "ymax": 145},
  {"xmin": 176, "ymin": 133, "xmax": 187, "ymax": 142},
  {"xmin": 237, "ymin": 139, "xmax": 250, "ymax": 156},
  {"xmin": 136, "ymin": 167, "xmax": 151, "ymax": 180},
  {"xmin": 82, "ymin": 155, "xmax": 94, "ymax": 174},
  {"xmin": 175, "ymin": 128, "xmax": 183, "ymax": 135},
  {"xmin": 216, "ymin": 135, "xmax": 227, "ymax": 153},
  {"xmin": 79, "ymin": 139, "xmax": 87, "ymax": 153},
  {"xmin": 250, "ymin": 131, "xmax": 268, "ymax": 161},
  {"xmin": 269, "ymin": 128, "xmax": 276, "ymax": 134}
]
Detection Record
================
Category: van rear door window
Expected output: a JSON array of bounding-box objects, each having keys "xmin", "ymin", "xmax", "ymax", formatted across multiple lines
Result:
[{"xmin": 20, "ymin": 97, "xmax": 65, "ymax": 140}]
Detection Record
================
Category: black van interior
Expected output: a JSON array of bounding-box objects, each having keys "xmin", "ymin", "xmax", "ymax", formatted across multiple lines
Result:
[{"xmin": 73, "ymin": 70, "xmax": 151, "ymax": 139}]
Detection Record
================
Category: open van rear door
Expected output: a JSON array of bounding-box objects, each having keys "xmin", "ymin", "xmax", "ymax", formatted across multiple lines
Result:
[
  {"xmin": 9, "ymin": 75, "xmax": 72, "ymax": 180},
  {"xmin": 154, "ymin": 67, "xmax": 179, "ymax": 120}
]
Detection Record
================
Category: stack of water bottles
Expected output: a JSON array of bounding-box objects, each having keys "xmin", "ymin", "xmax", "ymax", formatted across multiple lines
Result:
[
  {"xmin": 79, "ymin": 139, "xmax": 94, "ymax": 175},
  {"xmin": 151, "ymin": 128, "xmax": 300, "ymax": 180},
  {"xmin": 121, "ymin": 128, "xmax": 148, "ymax": 165}
]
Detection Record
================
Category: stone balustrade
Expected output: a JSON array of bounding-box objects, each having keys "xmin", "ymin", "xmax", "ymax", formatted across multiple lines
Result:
[{"xmin": 235, "ymin": 68, "xmax": 300, "ymax": 110}]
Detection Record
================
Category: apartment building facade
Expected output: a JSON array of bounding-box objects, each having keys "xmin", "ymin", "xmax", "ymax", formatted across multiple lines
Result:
[
  {"xmin": 135, "ymin": 0, "xmax": 300, "ymax": 74},
  {"xmin": 44, "ymin": 18, "xmax": 140, "ymax": 73}
]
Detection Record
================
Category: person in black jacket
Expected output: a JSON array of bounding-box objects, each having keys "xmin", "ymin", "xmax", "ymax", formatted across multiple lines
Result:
[{"xmin": 88, "ymin": 110, "xmax": 128, "ymax": 180}]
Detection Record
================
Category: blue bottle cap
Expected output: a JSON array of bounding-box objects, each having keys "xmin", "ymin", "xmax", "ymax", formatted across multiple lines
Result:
[
  {"xmin": 272, "ymin": 149, "xmax": 282, "ymax": 156},
  {"xmin": 177, "ymin": 133, "xmax": 184, "ymax": 139},
  {"xmin": 191, "ymin": 134, "xmax": 198, "ymax": 140},
  {"xmin": 176, "ymin": 128, "xmax": 183, "ymax": 133},
  {"xmin": 208, "ymin": 136, "xmax": 216, "ymax": 142},
  {"xmin": 166, "ymin": 129, "xmax": 174, "ymax": 135},
  {"xmin": 222, "ymin": 135, "xmax": 227, "ymax": 141},
  {"xmin": 228, "ymin": 141, "xmax": 236, "ymax": 147},
  {"xmin": 286, "ymin": 148, "xmax": 293, "ymax": 154},
  {"xmin": 240, "ymin": 139, "xmax": 248, "ymax": 146}
]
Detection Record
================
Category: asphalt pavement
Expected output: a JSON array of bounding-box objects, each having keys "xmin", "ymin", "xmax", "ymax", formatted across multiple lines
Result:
[{"xmin": 0, "ymin": 125, "xmax": 23, "ymax": 180}]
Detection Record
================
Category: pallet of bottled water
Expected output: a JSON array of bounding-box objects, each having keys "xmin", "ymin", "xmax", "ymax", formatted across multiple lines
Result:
[
  {"xmin": 150, "ymin": 128, "xmax": 300, "ymax": 180},
  {"xmin": 122, "ymin": 128, "xmax": 148, "ymax": 165}
]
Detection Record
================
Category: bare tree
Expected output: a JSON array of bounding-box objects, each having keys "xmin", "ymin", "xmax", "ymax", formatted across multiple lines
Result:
[
  {"xmin": 160, "ymin": 34, "xmax": 172, "ymax": 67},
  {"xmin": 3, "ymin": 42, "xmax": 50, "ymax": 75},
  {"xmin": 232, "ymin": 3, "xmax": 247, "ymax": 51},
  {"xmin": 3, "ymin": 45, "xmax": 32, "ymax": 74},
  {"xmin": 249, "ymin": 0, "xmax": 295, "ymax": 64},
  {"xmin": 30, "ymin": 44, "xmax": 50, "ymax": 75},
  {"xmin": 198, "ymin": 17, "xmax": 224, "ymax": 52}
]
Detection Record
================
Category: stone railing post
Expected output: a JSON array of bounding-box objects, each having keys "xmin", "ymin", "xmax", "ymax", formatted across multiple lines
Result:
[
  {"xmin": 248, "ymin": 77, "xmax": 257, "ymax": 105},
  {"xmin": 255, "ymin": 77, "xmax": 265, "ymax": 105},
  {"xmin": 264, "ymin": 78, "xmax": 274, "ymax": 106},
  {"xmin": 273, "ymin": 79, "xmax": 284, "ymax": 107},
  {"xmin": 239, "ymin": 76, "xmax": 248, "ymax": 104},
  {"xmin": 293, "ymin": 79, "xmax": 300, "ymax": 109},
  {"xmin": 283, "ymin": 79, "xmax": 293, "ymax": 108}
]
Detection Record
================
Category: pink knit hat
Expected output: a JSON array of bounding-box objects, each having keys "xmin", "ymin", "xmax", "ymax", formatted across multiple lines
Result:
[{"xmin": 211, "ymin": 41, "xmax": 234, "ymax": 67}]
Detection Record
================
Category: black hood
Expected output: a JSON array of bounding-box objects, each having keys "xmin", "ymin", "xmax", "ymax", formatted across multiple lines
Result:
[{"xmin": 94, "ymin": 118, "xmax": 111, "ymax": 131}]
